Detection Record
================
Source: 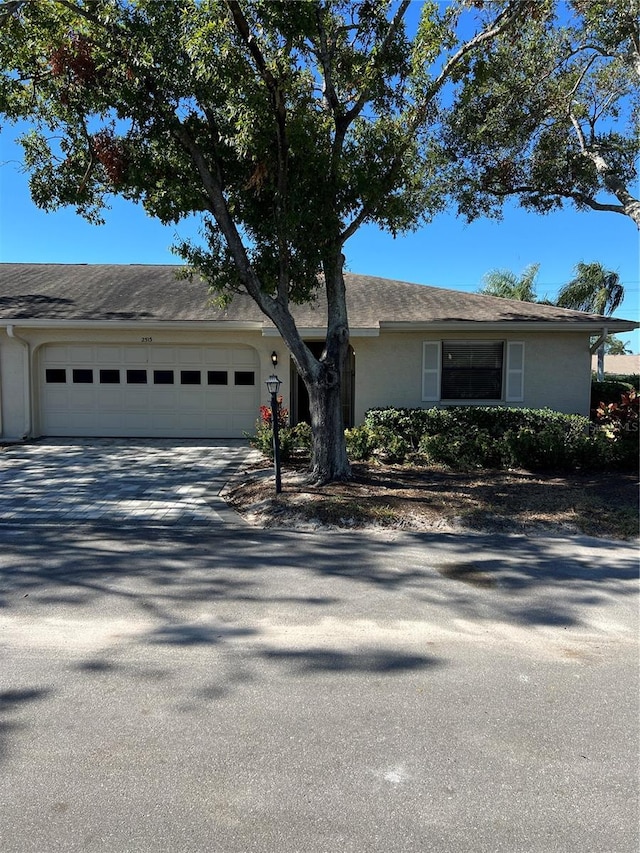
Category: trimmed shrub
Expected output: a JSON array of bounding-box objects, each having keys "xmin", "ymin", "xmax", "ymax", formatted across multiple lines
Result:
[
  {"xmin": 591, "ymin": 379, "xmax": 634, "ymax": 409},
  {"xmin": 360, "ymin": 406, "xmax": 635, "ymax": 472},
  {"xmin": 592, "ymin": 373, "xmax": 639, "ymax": 390},
  {"xmin": 246, "ymin": 420, "xmax": 312, "ymax": 462},
  {"xmin": 345, "ymin": 425, "xmax": 376, "ymax": 461}
]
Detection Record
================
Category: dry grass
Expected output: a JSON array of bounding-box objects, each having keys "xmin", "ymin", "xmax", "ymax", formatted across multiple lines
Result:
[{"xmin": 224, "ymin": 460, "xmax": 639, "ymax": 540}]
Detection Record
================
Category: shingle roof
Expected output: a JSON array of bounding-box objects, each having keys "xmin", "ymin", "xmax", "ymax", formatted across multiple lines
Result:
[{"xmin": 0, "ymin": 263, "xmax": 635, "ymax": 329}]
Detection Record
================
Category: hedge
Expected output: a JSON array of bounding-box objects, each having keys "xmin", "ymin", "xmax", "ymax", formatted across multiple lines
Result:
[{"xmin": 344, "ymin": 406, "xmax": 637, "ymax": 472}]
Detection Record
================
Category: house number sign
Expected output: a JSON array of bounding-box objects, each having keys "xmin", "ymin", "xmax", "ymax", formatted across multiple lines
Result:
[{"xmin": 141, "ymin": 336, "xmax": 153, "ymax": 343}]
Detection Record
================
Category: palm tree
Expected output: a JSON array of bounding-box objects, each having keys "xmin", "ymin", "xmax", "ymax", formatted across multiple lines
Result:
[
  {"xmin": 557, "ymin": 263, "xmax": 625, "ymax": 380},
  {"xmin": 605, "ymin": 336, "xmax": 632, "ymax": 355},
  {"xmin": 479, "ymin": 264, "xmax": 540, "ymax": 302},
  {"xmin": 556, "ymin": 262, "xmax": 624, "ymax": 316}
]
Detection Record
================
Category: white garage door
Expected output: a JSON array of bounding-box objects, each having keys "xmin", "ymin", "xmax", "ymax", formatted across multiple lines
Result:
[{"xmin": 39, "ymin": 343, "xmax": 261, "ymax": 438}]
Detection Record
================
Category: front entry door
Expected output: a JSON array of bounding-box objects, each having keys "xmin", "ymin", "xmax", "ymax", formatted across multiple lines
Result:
[{"xmin": 290, "ymin": 341, "xmax": 355, "ymax": 429}]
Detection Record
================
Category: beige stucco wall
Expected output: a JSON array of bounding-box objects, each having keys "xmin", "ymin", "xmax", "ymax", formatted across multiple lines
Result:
[
  {"xmin": 0, "ymin": 325, "xmax": 286, "ymax": 440},
  {"xmin": 0, "ymin": 324, "xmax": 594, "ymax": 439},
  {"xmin": 0, "ymin": 335, "xmax": 29, "ymax": 439},
  {"xmin": 352, "ymin": 329, "xmax": 592, "ymax": 423}
]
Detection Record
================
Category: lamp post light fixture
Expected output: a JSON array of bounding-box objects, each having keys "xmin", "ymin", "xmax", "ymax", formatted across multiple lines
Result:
[{"xmin": 265, "ymin": 373, "xmax": 282, "ymax": 494}]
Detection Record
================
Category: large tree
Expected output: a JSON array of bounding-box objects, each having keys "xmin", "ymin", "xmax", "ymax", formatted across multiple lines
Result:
[
  {"xmin": 1, "ymin": 0, "xmax": 544, "ymax": 483},
  {"xmin": 441, "ymin": 0, "xmax": 640, "ymax": 227}
]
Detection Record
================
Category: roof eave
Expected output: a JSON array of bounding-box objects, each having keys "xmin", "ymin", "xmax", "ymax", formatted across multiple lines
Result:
[
  {"xmin": 261, "ymin": 326, "xmax": 380, "ymax": 337},
  {"xmin": 379, "ymin": 320, "xmax": 639, "ymax": 333},
  {"xmin": 0, "ymin": 319, "xmax": 266, "ymax": 330}
]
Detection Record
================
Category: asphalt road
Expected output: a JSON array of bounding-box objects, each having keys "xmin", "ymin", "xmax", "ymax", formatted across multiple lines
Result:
[{"xmin": 0, "ymin": 522, "xmax": 638, "ymax": 853}]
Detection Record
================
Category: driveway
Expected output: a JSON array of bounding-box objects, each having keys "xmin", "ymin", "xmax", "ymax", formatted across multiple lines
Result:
[{"xmin": 0, "ymin": 438, "xmax": 262, "ymax": 526}]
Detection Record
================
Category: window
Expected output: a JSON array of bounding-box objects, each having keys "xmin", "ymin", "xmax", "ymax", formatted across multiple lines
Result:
[
  {"xmin": 207, "ymin": 370, "xmax": 228, "ymax": 385},
  {"xmin": 180, "ymin": 370, "xmax": 201, "ymax": 385},
  {"xmin": 154, "ymin": 370, "xmax": 174, "ymax": 385},
  {"xmin": 100, "ymin": 369, "xmax": 120, "ymax": 384},
  {"xmin": 126, "ymin": 369, "xmax": 147, "ymax": 384},
  {"xmin": 422, "ymin": 341, "xmax": 525, "ymax": 403},
  {"xmin": 441, "ymin": 341, "xmax": 503, "ymax": 400},
  {"xmin": 72, "ymin": 368, "xmax": 93, "ymax": 384},
  {"xmin": 234, "ymin": 371, "xmax": 255, "ymax": 386},
  {"xmin": 45, "ymin": 369, "xmax": 66, "ymax": 383}
]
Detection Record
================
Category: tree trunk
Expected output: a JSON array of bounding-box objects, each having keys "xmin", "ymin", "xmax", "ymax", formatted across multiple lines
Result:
[
  {"xmin": 250, "ymin": 249, "xmax": 352, "ymax": 484},
  {"xmin": 306, "ymin": 365, "xmax": 351, "ymax": 484}
]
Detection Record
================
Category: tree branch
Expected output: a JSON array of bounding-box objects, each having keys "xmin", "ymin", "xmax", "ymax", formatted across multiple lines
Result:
[
  {"xmin": 342, "ymin": 0, "xmax": 411, "ymax": 128},
  {"xmin": 171, "ymin": 121, "xmax": 272, "ymax": 310},
  {"xmin": 225, "ymin": 0, "xmax": 290, "ymax": 305},
  {"xmin": 340, "ymin": 1, "xmax": 529, "ymax": 243},
  {"xmin": 412, "ymin": 0, "xmax": 526, "ymax": 131},
  {"xmin": 313, "ymin": 1, "xmax": 341, "ymax": 117},
  {"xmin": 485, "ymin": 180, "xmax": 631, "ymax": 220}
]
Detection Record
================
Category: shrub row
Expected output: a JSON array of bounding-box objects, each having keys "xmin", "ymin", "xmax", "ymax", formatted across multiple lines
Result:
[
  {"xmin": 345, "ymin": 406, "xmax": 638, "ymax": 472},
  {"xmin": 248, "ymin": 402, "xmax": 637, "ymax": 472}
]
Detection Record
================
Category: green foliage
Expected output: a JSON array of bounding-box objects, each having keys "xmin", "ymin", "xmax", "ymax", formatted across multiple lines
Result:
[
  {"xmin": 439, "ymin": 0, "xmax": 639, "ymax": 225},
  {"xmin": 594, "ymin": 387, "xmax": 639, "ymax": 467},
  {"xmin": 359, "ymin": 406, "xmax": 636, "ymax": 472},
  {"xmin": 605, "ymin": 335, "xmax": 632, "ymax": 355},
  {"xmin": 478, "ymin": 264, "xmax": 541, "ymax": 302},
  {"xmin": 247, "ymin": 420, "xmax": 312, "ymax": 463},
  {"xmin": 591, "ymin": 379, "xmax": 634, "ymax": 408},
  {"xmin": 556, "ymin": 263, "xmax": 624, "ymax": 316},
  {"xmin": 345, "ymin": 425, "xmax": 376, "ymax": 461},
  {"xmin": 600, "ymin": 373, "xmax": 639, "ymax": 389}
]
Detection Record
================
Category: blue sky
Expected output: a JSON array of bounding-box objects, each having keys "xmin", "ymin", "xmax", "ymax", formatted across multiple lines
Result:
[{"xmin": 1, "ymin": 127, "xmax": 638, "ymax": 350}]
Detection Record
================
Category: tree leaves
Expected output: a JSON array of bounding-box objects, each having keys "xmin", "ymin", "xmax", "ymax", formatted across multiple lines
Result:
[{"xmin": 439, "ymin": 0, "xmax": 639, "ymax": 225}]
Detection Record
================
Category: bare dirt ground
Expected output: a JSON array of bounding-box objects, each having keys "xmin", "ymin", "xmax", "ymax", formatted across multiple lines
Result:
[{"xmin": 223, "ymin": 459, "xmax": 639, "ymax": 540}]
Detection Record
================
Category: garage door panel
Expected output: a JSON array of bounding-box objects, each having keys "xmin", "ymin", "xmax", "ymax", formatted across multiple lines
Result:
[
  {"xmin": 97, "ymin": 391, "xmax": 124, "ymax": 412},
  {"xmin": 42, "ymin": 387, "xmax": 69, "ymax": 408},
  {"xmin": 150, "ymin": 347, "xmax": 176, "ymax": 364},
  {"xmin": 205, "ymin": 350, "xmax": 231, "ymax": 366},
  {"xmin": 68, "ymin": 346, "xmax": 94, "ymax": 363},
  {"xmin": 40, "ymin": 344, "xmax": 259, "ymax": 437},
  {"xmin": 206, "ymin": 390, "xmax": 232, "ymax": 410},
  {"xmin": 97, "ymin": 346, "xmax": 121, "ymax": 363},
  {"xmin": 232, "ymin": 412, "xmax": 258, "ymax": 432},
  {"xmin": 124, "ymin": 347, "xmax": 148, "ymax": 364},
  {"xmin": 67, "ymin": 388, "xmax": 97, "ymax": 407},
  {"xmin": 44, "ymin": 346, "xmax": 69, "ymax": 364},
  {"xmin": 178, "ymin": 347, "xmax": 203, "ymax": 364},
  {"xmin": 150, "ymin": 390, "xmax": 177, "ymax": 410},
  {"xmin": 120, "ymin": 388, "xmax": 150, "ymax": 409}
]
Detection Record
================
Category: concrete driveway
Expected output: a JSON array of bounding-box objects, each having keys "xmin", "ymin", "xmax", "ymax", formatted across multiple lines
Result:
[{"xmin": 0, "ymin": 438, "xmax": 261, "ymax": 526}]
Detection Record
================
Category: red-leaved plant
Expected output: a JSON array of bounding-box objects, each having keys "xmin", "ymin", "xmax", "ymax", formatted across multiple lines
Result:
[
  {"xmin": 595, "ymin": 387, "xmax": 639, "ymax": 439},
  {"xmin": 260, "ymin": 397, "xmax": 289, "ymax": 429}
]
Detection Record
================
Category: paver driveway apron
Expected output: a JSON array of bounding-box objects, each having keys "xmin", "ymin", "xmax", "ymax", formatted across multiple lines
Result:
[{"xmin": 0, "ymin": 438, "xmax": 261, "ymax": 526}]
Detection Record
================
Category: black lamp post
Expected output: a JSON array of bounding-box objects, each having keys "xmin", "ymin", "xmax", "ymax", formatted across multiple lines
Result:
[{"xmin": 265, "ymin": 373, "xmax": 282, "ymax": 494}]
